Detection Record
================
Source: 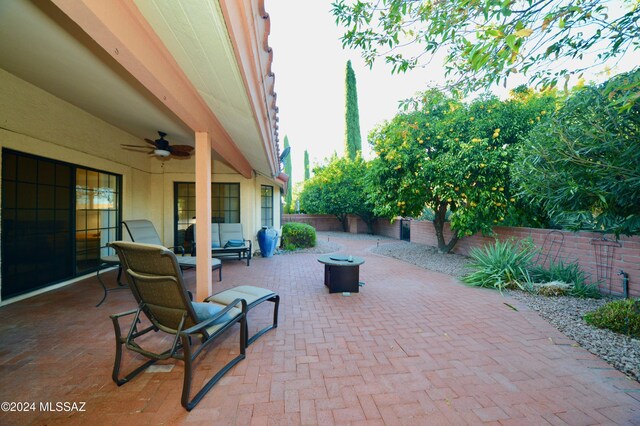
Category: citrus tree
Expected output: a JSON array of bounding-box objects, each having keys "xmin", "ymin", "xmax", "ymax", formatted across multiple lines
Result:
[
  {"xmin": 368, "ymin": 88, "xmax": 555, "ymax": 252},
  {"xmin": 300, "ymin": 155, "xmax": 377, "ymax": 232},
  {"xmin": 514, "ymin": 69, "xmax": 640, "ymax": 236}
]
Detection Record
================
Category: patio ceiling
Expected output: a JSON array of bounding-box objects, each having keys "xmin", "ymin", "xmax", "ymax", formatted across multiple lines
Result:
[{"xmin": 0, "ymin": 0, "xmax": 279, "ymax": 178}]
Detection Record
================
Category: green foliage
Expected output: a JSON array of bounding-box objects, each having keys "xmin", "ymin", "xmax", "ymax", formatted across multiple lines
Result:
[
  {"xmin": 529, "ymin": 260, "xmax": 601, "ymax": 298},
  {"xmin": 283, "ymin": 136, "xmax": 293, "ymax": 213},
  {"xmin": 528, "ymin": 260, "xmax": 586, "ymax": 286},
  {"xmin": 462, "ymin": 239, "xmax": 537, "ymax": 292},
  {"xmin": 345, "ymin": 60, "xmax": 362, "ymax": 159},
  {"xmin": 332, "ymin": 0, "xmax": 640, "ymax": 108},
  {"xmin": 300, "ymin": 155, "xmax": 376, "ymax": 232},
  {"xmin": 367, "ymin": 88, "xmax": 555, "ymax": 252},
  {"xmin": 464, "ymin": 240, "xmax": 602, "ymax": 298},
  {"xmin": 281, "ymin": 222, "xmax": 316, "ymax": 249},
  {"xmin": 513, "ymin": 69, "xmax": 640, "ymax": 236},
  {"xmin": 304, "ymin": 150, "xmax": 310, "ymax": 181},
  {"xmin": 584, "ymin": 299, "xmax": 640, "ymax": 338}
]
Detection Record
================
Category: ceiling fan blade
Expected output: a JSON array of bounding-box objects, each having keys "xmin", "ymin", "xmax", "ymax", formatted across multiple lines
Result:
[
  {"xmin": 169, "ymin": 145, "xmax": 194, "ymax": 153},
  {"xmin": 121, "ymin": 144, "xmax": 150, "ymax": 150},
  {"xmin": 170, "ymin": 150, "xmax": 191, "ymax": 157},
  {"xmin": 144, "ymin": 138, "xmax": 158, "ymax": 147}
]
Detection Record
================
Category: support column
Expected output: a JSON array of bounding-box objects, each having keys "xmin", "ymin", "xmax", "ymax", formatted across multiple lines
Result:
[{"xmin": 195, "ymin": 132, "xmax": 212, "ymax": 301}]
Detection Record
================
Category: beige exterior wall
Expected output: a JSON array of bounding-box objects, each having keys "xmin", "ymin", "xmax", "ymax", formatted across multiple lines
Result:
[
  {"xmin": 0, "ymin": 68, "xmax": 281, "ymax": 301},
  {"xmin": 158, "ymin": 163, "xmax": 282, "ymax": 248}
]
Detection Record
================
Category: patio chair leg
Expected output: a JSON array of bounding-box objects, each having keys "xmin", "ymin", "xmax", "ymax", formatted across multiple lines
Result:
[
  {"xmin": 246, "ymin": 294, "xmax": 279, "ymax": 347},
  {"xmin": 111, "ymin": 316, "xmax": 158, "ymax": 385},
  {"xmin": 180, "ymin": 315, "xmax": 247, "ymax": 411}
]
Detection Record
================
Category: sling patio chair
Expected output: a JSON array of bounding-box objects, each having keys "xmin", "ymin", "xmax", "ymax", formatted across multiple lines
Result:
[
  {"xmin": 123, "ymin": 219, "xmax": 222, "ymax": 281},
  {"xmin": 108, "ymin": 241, "xmax": 247, "ymax": 411}
]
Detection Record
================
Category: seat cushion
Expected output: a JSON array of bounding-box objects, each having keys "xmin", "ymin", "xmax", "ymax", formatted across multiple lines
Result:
[
  {"xmin": 176, "ymin": 256, "xmax": 221, "ymax": 268},
  {"xmin": 224, "ymin": 239, "xmax": 245, "ymax": 248},
  {"xmin": 192, "ymin": 301, "xmax": 240, "ymax": 324},
  {"xmin": 207, "ymin": 285, "xmax": 275, "ymax": 306}
]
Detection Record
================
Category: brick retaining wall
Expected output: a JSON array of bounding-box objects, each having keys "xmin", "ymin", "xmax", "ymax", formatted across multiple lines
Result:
[
  {"xmin": 410, "ymin": 220, "xmax": 639, "ymax": 298},
  {"xmin": 282, "ymin": 214, "xmax": 344, "ymax": 232}
]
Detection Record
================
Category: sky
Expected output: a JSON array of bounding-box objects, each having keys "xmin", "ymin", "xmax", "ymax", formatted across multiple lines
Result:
[
  {"xmin": 266, "ymin": 0, "xmax": 636, "ymax": 185},
  {"xmin": 267, "ymin": 0, "xmax": 450, "ymax": 184}
]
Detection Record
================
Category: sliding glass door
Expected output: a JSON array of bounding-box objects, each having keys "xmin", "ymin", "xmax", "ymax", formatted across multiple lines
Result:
[{"xmin": 1, "ymin": 149, "xmax": 121, "ymax": 299}]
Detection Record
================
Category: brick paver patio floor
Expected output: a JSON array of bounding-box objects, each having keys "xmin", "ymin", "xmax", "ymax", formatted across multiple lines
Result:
[{"xmin": 1, "ymin": 234, "xmax": 639, "ymax": 425}]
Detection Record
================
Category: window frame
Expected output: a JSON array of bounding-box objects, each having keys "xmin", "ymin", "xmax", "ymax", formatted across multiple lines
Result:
[{"xmin": 261, "ymin": 185, "xmax": 274, "ymax": 227}]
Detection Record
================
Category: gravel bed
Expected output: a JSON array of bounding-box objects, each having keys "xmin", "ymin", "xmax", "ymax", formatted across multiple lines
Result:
[
  {"xmin": 370, "ymin": 240, "xmax": 470, "ymax": 277},
  {"xmin": 371, "ymin": 239, "xmax": 640, "ymax": 382}
]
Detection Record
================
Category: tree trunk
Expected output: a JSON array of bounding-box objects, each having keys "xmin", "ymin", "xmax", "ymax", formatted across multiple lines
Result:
[
  {"xmin": 337, "ymin": 214, "xmax": 349, "ymax": 232},
  {"xmin": 365, "ymin": 219, "xmax": 376, "ymax": 235},
  {"xmin": 358, "ymin": 215, "xmax": 376, "ymax": 234},
  {"xmin": 432, "ymin": 201, "xmax": 460, "ymax": 253}
]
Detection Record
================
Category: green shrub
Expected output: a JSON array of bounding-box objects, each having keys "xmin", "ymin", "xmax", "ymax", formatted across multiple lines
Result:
[
  {"xmin": 462, "ymin": 238, "xmax": 537, "ymax": 292},
  {"xmin": 529, "ymin": 260, "xmax": 601, "ymax": 298},
  {"xmin": 281, "ymin": 222, "xmax": 316, "ymax": 250},
  {"xmin": 584, "ymin": 299, "xmax": 640, "ymax": 338}
]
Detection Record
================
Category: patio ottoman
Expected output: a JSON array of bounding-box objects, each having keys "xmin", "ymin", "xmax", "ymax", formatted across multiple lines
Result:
[{"xmin": 205, "ymin": 285, "xmax": 279, "ymax": 347}]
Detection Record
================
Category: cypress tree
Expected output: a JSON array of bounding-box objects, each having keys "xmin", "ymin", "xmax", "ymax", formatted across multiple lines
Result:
[
  {"xmin": 344, "ymin": 60, "xmax": 362, "ymax": 159},
  {"xmin": 283, "ymin": 136, "xmax": 292, "ymax": 212},
  {"xmin": 304, "ymin": 150, "xmax": 310, "ymax": 181}
]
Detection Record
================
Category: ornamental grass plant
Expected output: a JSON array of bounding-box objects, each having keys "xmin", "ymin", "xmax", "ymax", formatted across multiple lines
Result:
[
  {"xmin": 529, "ymin": 260, "xmax": 601, "ymax": 298},
  {"xmin": 462, "ymin": 238, "xmax": 537, "ymax": 292},
  {"xmin": 463, "ymin": 238, "xmax": 602, "ymax": 298}
]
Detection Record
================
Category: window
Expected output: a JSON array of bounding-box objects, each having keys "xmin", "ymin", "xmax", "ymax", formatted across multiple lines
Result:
[
  {"xmin": 75, "ymin": 168, "xmax": 120, "ymax": 273},
  {"xmin": 212, "ymin": 183, "xmax": 240, "ymax": 223},
  {"xmin": 174, "ymin": 182, "xmax": 241, "ymax": 249},
  {"xmin": 261, "ymin": 185, "xmax": 273, "ymax": 227},
  {"xmin": 1, "ymin": 149, "xmax": 121, "ymax": 299}
]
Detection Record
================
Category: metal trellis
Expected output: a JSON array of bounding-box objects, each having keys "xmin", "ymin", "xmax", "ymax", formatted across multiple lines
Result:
[
  {"xmin": 590, "ymin": 237, "xmax": 621, "ymax": 295},
  {"xmin": 534, "ymin": 230, "xmax": 565, "ymax": 267}
]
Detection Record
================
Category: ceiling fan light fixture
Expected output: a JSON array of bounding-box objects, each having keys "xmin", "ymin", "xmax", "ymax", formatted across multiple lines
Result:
[{"xmin": 154, "ymin": 149, "xmax": 171, "ymax": 157}]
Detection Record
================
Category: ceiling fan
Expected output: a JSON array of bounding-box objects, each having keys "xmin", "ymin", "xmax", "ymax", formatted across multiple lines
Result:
[{"xmin": 121, "ymin": 131, "xmax": 194, "ymax": 158}]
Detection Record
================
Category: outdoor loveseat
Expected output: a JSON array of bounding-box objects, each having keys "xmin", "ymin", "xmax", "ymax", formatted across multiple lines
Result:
[{"xmin": 189, "ymin": 223, "xmax": 252, "ymax": 266}]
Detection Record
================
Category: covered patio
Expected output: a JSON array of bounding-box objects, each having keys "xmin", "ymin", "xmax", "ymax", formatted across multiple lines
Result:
[{"xmin": 1, "ymin": 234, "xmax": 638, "ymax": 425}]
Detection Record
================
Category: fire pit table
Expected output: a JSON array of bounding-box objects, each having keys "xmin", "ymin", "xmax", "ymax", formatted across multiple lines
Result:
[{"xmin": 317, "ymin": 254, "xmax": 365, "ymax": 294}]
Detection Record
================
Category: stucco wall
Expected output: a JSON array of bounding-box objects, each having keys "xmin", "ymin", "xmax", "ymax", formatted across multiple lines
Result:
[{"xmin": 0, "ymin": 67, "xmax": 147, "ymax": 219}]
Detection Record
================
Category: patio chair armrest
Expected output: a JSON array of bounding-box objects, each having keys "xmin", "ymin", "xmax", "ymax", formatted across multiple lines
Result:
[
  {"xmin": 110, "ymin": 308, "xmax": 138, "ymax": 321},
  {"xmin": 168, "ymin": 245, "xmax": 186, "ymax": 256},
  {"xmin": 181, "ymin": 298, "xmax": 247, "ymax": 336}
]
